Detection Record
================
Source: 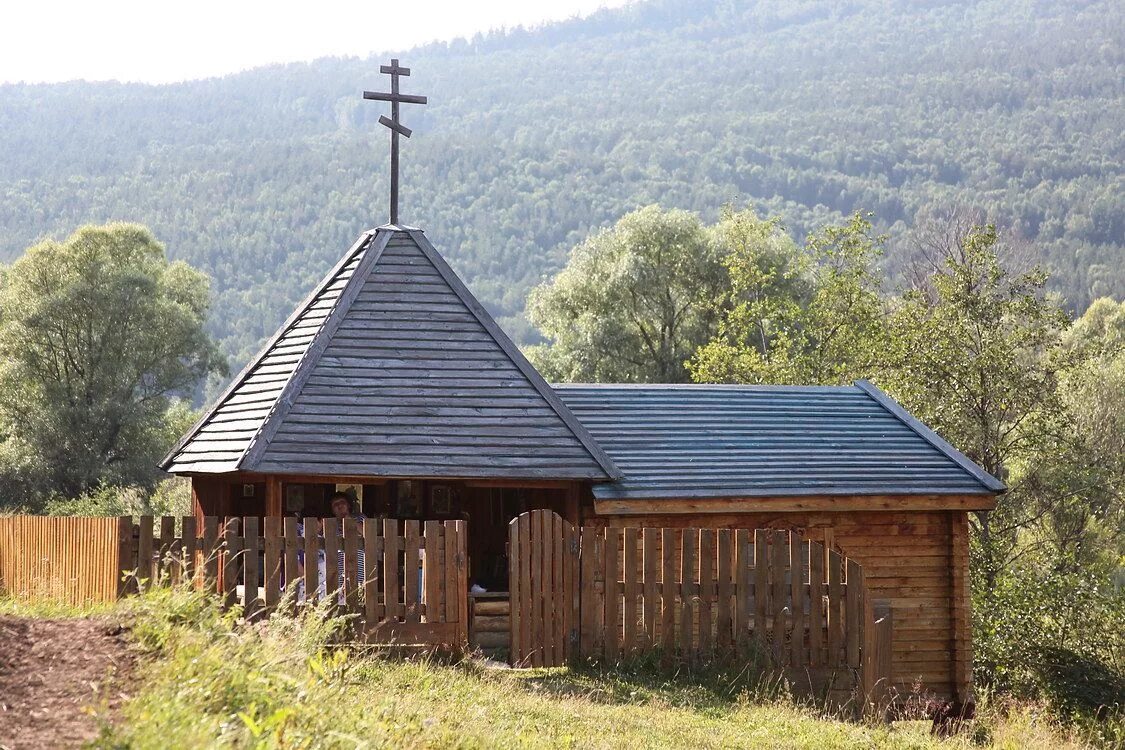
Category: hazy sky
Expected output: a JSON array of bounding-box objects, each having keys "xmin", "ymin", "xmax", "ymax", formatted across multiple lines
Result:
[{"xmin": 0, "ymin": 0, "xmax": 632, "ymax": 85}]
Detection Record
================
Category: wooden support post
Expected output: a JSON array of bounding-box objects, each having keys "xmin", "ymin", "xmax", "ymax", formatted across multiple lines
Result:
[
  {"xmin": 115, "ymin": 516, "xmax": 135, "ymax": 597},
  {"xmin": 950, "ymin": 511, "xmax": 973, "ymax": 707},
  {"xmin": 872, "ymin": 599, "xmax": 894, "ymax": 721},
  {"xmin": 265, "ymin": 475, "xmax": 283, "ymax": 518}
]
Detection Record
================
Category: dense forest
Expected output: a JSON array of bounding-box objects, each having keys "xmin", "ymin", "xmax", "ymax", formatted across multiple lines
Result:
[{"xmin": 0, "ymin": 0, "xmax": 1122, "ymax": 395}]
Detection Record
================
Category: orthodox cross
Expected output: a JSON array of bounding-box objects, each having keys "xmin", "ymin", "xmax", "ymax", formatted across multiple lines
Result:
[{"xmin": 363, "ymin": 59, "xmax": 427, "ymax": 225}]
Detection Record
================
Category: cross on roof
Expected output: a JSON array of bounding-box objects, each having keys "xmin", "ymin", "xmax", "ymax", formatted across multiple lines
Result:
[{"xmin": 363, "ymin": 59, "xmax": 428, "ymax": 225}]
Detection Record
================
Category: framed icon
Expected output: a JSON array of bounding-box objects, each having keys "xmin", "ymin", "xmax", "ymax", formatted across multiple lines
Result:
[
  {"xmin": 396, "ymin": 480, "xmax": 420, "ymax": 517},
  {"xmin": 430, "ymin": 485, "xmax": 452, "ymax": 515}
]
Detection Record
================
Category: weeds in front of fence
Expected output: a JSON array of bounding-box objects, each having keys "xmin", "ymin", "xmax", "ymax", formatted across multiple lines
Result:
[{"xmin": 78, "ymin": 580, "xmax": 1092, "ymax": 749}]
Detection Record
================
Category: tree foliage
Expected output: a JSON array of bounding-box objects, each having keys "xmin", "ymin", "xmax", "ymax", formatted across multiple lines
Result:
[
  {"xmin": 0, "ymin": 224, "xmax": 226, "ymax": 507},
  {"xmin": 526, "ymin": 206, "xmax": 726, "ymax": 383},
  {"xmin": 0, "ymin": 0, "xmax": 1120, "ymax": 379},
  {"xmin": 690, "ymin": 211, "xmax": 884, "ymax": 385}
]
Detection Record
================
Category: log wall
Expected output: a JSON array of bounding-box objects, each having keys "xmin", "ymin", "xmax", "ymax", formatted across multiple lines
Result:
[{"xmin": 585, "ymin": 508, "xmax": 970, "ymax": 703}]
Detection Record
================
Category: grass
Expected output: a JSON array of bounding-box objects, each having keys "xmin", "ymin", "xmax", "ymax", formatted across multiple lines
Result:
[{"xmin": 67, "ymin": 584, "xmax": 1095, "ymax": 750}]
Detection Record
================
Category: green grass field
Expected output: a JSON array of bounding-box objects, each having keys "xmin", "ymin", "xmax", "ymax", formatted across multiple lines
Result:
[{"xmin": 4, "ymin": 586, "xmax": 1072, "ymax": 750}]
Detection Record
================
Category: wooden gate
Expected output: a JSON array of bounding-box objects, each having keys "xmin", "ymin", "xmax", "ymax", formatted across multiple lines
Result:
[{"xmin": 508, "ymin": 510, "xmax": 578, "ymax": 667}]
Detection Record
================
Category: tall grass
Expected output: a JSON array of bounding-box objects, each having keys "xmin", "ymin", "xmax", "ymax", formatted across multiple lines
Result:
[{"xmin": 87, "ymin": 584, "xmax": 1095, "ymax": 749}]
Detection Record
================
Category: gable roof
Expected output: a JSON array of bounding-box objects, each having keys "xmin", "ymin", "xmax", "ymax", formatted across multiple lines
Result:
[
  {"xmin": 553, "ymin": 381, "xmax": 1006, "ymax": 500},
  {"xmin": 163, "ymin": 227, "xmax": 619, "ymax": 481}
]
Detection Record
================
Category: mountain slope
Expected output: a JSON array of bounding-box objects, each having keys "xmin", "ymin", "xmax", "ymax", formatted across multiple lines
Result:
[{"xmin": 1, "ymin": 0, "xmax": 1121, "ymax": 377}]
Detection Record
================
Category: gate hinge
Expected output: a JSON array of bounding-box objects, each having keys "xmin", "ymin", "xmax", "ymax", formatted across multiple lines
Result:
[{"xmin": 569, "ymin": 537, "xmax": 579, "ymax": 555}]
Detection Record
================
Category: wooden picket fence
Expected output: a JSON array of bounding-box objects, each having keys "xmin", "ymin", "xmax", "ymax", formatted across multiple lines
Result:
[
  {"xmin": 124, "ymin": 516, "xmax": 469, "ymax": 646},
  {"xmin": 510, "ymin": 511, "xmax": 893, "ymax": 714},
  {"xmin": 0, "ymin": 515, "xmax": 468, "ymax": 647}
]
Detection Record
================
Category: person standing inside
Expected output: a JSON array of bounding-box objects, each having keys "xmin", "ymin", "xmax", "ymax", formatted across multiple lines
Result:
[{"xmin": 329, "ymin": 491, "xmax": 365, "ymax": 600}]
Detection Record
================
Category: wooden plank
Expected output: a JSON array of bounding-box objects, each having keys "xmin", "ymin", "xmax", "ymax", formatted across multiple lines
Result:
[
  {"xmin": 593, "ymin": 494, "xmax": 998, "ymax": 515},
  {"xmin": 552, "ymin": 513, "xmax": 566, "ymax": 665},
  {"xmin": 181, "ymin": 516, "xmax": 198, "ymax": 586},
  {"xmin": 455, "ymin": 521, "xmax": 468, "ymax": 648},
  {"xmin": 160, "ymin": 516, "xmax": 175, "ymax": 584},
  {"xmin": 304, "ymin": 518, "xmax": 319, "ymax": 606},
  {"xmin": 716, "ymin": 529, "xmax": 732, "ymax": 652},
  {"xmin": 808, "ymin": 540, "xmax": 824, "ymax": 666},
  {"xmin": 679, "ymin": 528, "xmax": 696, "ymax": 659},
  {"xmin": 423, "ymin": 521, "xmax": 441, "ymax": 622},
  {"xmin": 529, "ymin": 512, "xmax": 544, "ymax": 666},
  {"xmin": 771, "ymin": 530, "xmax": 787, "ymax": 663},
  {"xmin": 846, "ymin": 558, "xmax": 863, "ymax": 668},
  {"xmin": 661, "ymin": 528, "xmax": 676, "ymax": 657},
  {"xmin": 873, "ymin": 599, "xmax": 894, "ymax": 720},
  {"xmin": 263, "ymin": 516, "xmax": 282, "ymax": 613},
  {"xmin": 541, "ymin": 511, "xmax": 556, "ymax": 666},
  {"xmin": 698, "ymin": 529, "xmax": 714, "ymax": 656},
  {"xmin": 116, "ymin": 517, "xmax": 135, "ymax": 598},
  {"xmin": 509, "ymin": 517, "xmax": 522, "ymax": 662},
  {"xmin": 734, "ymin": 529, "xmax": 751, "ymax": 653},
  {"xmin": 137, "ymin": 515, "xmax": 154, "ymax": 588},
  {"xmin": 404, "ymin": 520, "xmax": 421, "ymax": 623},
  {"xmin": 565, "ymin": 519, "xmax": 579, "ymax": 664},
  {"xmin": 827, "ymin": 549, "xmax": 844, "ymax": 666},
  {"xmin": 324, "ymin": 518, "xmax": 341, "ymax": 610},
  {"xmin": 790, "ymin": 533, "xmax": 805, "ymax": 666},
  {"xmin": 383, "ymin": 518, "xmax": 400, "ymax": 620},
  {"xmin": 950, "ymin": 511, "xmax": 973, "ymax": 705},
  {"xmin": 603, "ymin": 526, "xmax": 621, "ymax": 662},
  {"xmin": 223, "ymin": 518, "xmax": 240, "ymax": 609},
  {"xmin": 243, "ymin": 516, "xmax": 260, "ymax": 619},
  {"xmin": 642, "ymin": 527, "xmax": 658, "ymax": 649},
  {"xmin": 364, "ymin": 518, "xmax": 381, "ymax": 623},
  {"xmin": 444, "ymin": 522, "xmax": 458, "ymax": 624},
  {"xmin": 579, "ymin": 525, "xmax": 598, "ymax": 660},
  {"xmin": 344, "ymin": 518, "xmax": 361, "ymax": 614},
  {"xmin": 203, "ymin": 516, "xmax": 219, "ymax": 592},
  {"xmin": 283, "ymin": 517, "xmax": 299, "ymax": 611},
  {"xmin": 518, "ymin": 513, "xmax": 532, "ymax": 664},
  {"xmin": 623, "ymin": 527, "xmax": 639, "ymax": 654},
  {"xmin": 754, "ymin": 529, "xmax": 768, "ymax": 650}
]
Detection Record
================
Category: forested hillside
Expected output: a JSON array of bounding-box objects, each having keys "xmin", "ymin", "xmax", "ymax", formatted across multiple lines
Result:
[{"xmin": 1, "ymin": 0, "xmax": 1121, "ymax": 381}]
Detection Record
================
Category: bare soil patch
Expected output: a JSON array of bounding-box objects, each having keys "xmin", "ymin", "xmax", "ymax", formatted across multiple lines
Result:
[{"xmin": 0, "ymin": 616, "xmax": 132, "ymax": 750}]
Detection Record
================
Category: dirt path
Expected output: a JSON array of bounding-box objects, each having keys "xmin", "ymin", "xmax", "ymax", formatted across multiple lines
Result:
[{"xmin": 0, "ymin": 616, "xmax": 132, "ymax": 750}]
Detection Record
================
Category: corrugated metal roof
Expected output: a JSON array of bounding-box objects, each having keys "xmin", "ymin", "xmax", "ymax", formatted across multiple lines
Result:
[
  {"xmin": 554, "ymin": 382, "xmax": 1006, "ymax": 499},
  {"xmin": 163, "ymin": 227, "xmax": 618, "ymax": 480}
]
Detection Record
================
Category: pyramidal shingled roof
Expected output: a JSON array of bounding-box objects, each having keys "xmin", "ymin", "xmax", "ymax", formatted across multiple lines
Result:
[{"xmin": 163, "ymin": 227, "xmax": 620, "ymax": 480}]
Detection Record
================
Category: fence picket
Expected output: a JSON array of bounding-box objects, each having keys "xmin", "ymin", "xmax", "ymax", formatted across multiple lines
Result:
[
  {"xmin": 698, "ymin": 529, "xmax": 714, "ymax": 656},
  {"xmin": 808, "ymin": 541, "xmax": 824, "ymax": 666},
  {"xmin": 243, "ymin": 516, "xmax": 260, "ymax": 619},
  {"xmin": 623, "ymin": 527, "xmax": 639, "ymax": 653},
  {"xmin": 642, "ymin": 528, "xmax": 658, "ymax": 648},
  {"xmin": 604, "ymin": 526, "xmax": 621, "ymax": 662},
  {"xmin": 679, "ymin": 529, "xmax": 696, "ymax": 659},
  {"xmin": 264, "ymin": 517, "xmax": 282, "ymax": 613}
]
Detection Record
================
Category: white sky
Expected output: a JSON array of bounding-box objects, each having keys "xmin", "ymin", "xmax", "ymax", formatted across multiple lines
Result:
[{"xmin": 0, "ymin": 0, "xmax": 632, "ymax": 85}]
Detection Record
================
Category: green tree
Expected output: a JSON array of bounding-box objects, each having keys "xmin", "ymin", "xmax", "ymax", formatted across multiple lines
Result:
[
  {"xmin": 690, "ymin": 211, "xmax": 885, "ymax": 385},
  {"xmin": 526, "ymin": 205, "xmax": 727, "ymax": 382},
  {"xmin": 0, "ymin": 223, "xmax": 227, "ymax": 508},
  {"xmin": 875, "ymin": 223, "xmax": 1074, "ymax": 590}
]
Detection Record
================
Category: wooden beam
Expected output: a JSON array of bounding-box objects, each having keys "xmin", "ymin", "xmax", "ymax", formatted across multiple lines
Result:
[
  {"xmin": 949, "ymin": 511, "xmax": 973, "ymax": 705},
  {"xmin": 266, "ymin": 475, "xmax": 283, "ymax": 518},
  {"xmin": 593, "ymin": 494, "xmax": 998, "ymax": 516}
]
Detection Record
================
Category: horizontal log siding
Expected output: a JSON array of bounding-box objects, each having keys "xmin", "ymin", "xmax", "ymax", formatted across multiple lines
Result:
[{"xmin": 587, "ymin": 509, "xmax": 963, "ymax": 701}]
